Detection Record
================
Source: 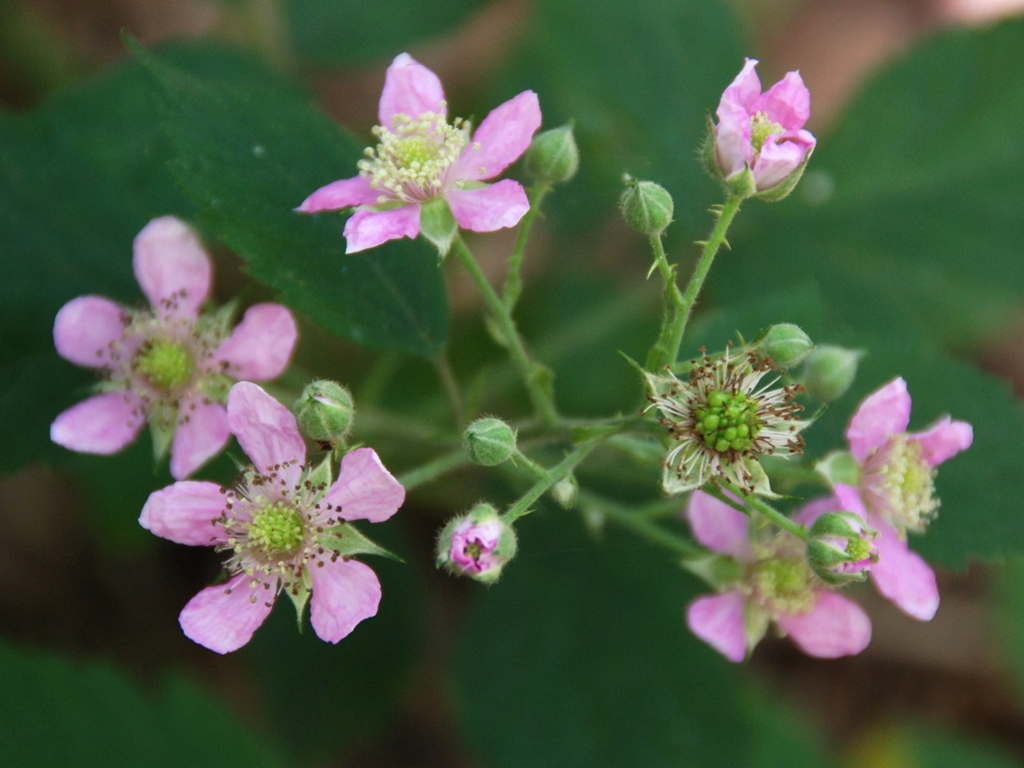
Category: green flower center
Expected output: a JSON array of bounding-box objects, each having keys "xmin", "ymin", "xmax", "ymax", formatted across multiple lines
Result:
[
  {"xmin": 750, "ymin": 111, "xmax": 785, "ymax": 154},
  {"xmin": 751, "ymin": 555, "xmax": 816, "ymax": 615},
  {"xmin": 358, "ymin": 109, "xmax": 469, "ymax": 201},
  {"xmin": 135, "ymin": 338, "xmax": 194, "ymax": 391},
  {"xmin": 876, "ymin": 436, "xmax": 938, "ymax": 531},
  {"xmin": 846, "ymin": 536, "xmax": 874, "ymax": 562},
  {"xmin": 247, "ymin": 501, "xmax": 305, "ymax": 559},
  {"xmin": 693, "ymin": 389, "xmax": 761, "ymax": 454}
]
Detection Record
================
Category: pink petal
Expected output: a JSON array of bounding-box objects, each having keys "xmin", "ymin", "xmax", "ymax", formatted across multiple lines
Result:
[
  {"xmin": 715, "ymin": 99, "xmax": 752, "ymax": 177},
  {"xmin": 308, "ymin": 558, "xmax": 381, "ymax": 644},
  {"xmin": 179, "ymin": 572, "xmax": 275, "ymax": 654},
  {"xmin": 296, "ymin": 175, "xmax": 381, "ymax": 213},
  {"xmin": 686, "ymin": 591, "xmax": 748, "ymax": 663},
  {"xmin": 445, "ymin": 180, "xmax": 529, "ymax": 232},
  {"xmin": 169, "ymin": 398, "xmax": 231, "ymax": 480},
  {"xmin": 50, "ymin": 392, "xmax": 144, "ymax": 455},
  {"xmin": 451, "ymin": 91, "xmax": 542, "ymax": 182},
  {"xmin": 751, "ymin": 71, "xmax": 811, "ymax": 131},
  {"xmin": 846, "ymin": 377, "xmax": 912, "ymax": 463},
  {"xmin": 226, "ymin": 382, "xmax": 305, "ymax": 488},
  {"xmin": 139, "ymin": 480, "xmax": 229, "ymax": 546},
  {"xmin": 720, "ymin": 58, "xmax": 761, "ymax": 111},
  {"xmin": 132, "ymin": 216, "xmax": 211, "ymax": 319},
  {"xmin": 834, "ymin": 483, "xmax": 868, "ymax": 517},
  {"xmin": 869, "ymin": 515, "xmax": 939, "ymax": 620},
  {"xmin": 214, "ymin": 303, "xmax": 298, "ymax": 381},
  {"xmin": 751, "ymin": 131, "xmax": 814, "ymax": 191},
  {"xmin": 378, "ymin": 52, "xmax": 446, "ymax": 127},
  {"xmin": 776, "ymin": 591, "xmax": 871, "ymax": 658},
  {"xmin": 344, "ymin": 205, "xmax": 421, "ymax": 254},
  {"xmin": 53, "ymin": 296, "xmax": 129, "ymax": 368},
  {"xmin": 910, "ymin": 416, "xmax": 973, "ymax": 468},
  {"xmin": 321, "ymin": 447, "xmax": 405, "ymax": 523},
  {"xmin": 685, "ymin": 490, "xmax": 751, "ymax": 559}
]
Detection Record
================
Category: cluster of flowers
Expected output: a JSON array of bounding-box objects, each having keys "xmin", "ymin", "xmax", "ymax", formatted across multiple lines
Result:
[{"xmin": 50, "ymin": 52, "xmax": 973, "ymax": 669}]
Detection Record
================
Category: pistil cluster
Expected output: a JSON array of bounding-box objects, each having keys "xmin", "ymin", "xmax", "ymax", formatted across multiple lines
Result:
[{"xmin": 860, "ymin": 434, "xmax": 938, "ymax": 533}]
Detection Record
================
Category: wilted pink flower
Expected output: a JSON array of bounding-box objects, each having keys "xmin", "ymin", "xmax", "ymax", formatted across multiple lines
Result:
[
  {"xmin": 297, "ymin": 53, "xmax": 541, "ymax": 254},
  {"xmin": 824, "ymin": 376, "xmax": 973, "ymax": 620},
  {"xmin": 685, "ymin": 490, "xmax": 871, "ymax": 662},
  {"xmin": 140, "ymin": 382, "xmax": 405, "ymax": 653},
  {"xmin": 51, "ymin": 217, "xmax": 298, "ymax": 479},
  {"xmin": 714, "ymin": 58, "xmax": 816, "ymax": 193},
  {"xmin": 435, "ymin": 503, "xmax": 517, "ymax": 583}
]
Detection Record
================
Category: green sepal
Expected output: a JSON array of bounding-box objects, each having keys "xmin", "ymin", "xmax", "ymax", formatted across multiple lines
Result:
[
  {"xmin": 744, "ymin": 601, "xmax": 770, "ymax": 660},
  {"xmin": 196, "ymin": 296, "xmax": 239, "ymax": 340},
  {"xmin": 724, "ymin": 166, "xmax": 756, "ymax": 199},
  {"xmin": 815, "ymin": 450, "xmax": 862, "ymax": 488},
  {"xmin": 304, "ymin": 454, "xmax": 333, "ymax": 502},
  {"xmin": 699, "ymin": 112, "xmax": 721, "ymax": 180},
  {"xmin": 755, "ymin": 145, "xmax": 814, "ymax": 203},
  {"xmin": 285, "ymin": 574, "xmax": 312, "ymax": 632},
  {"xmin": 743, "ymin": 458, "xmax": 779, "ymax": 499},
  {"xmin": 149, "ymin": 403, "xmax": 177, "ymax": 463},
  {"xmin": 196, "ymin": 373, "xmax": 233, "ymax": 404},
  {"xmin": 683, "ymin": 553, "xmax": 743, "ymax": 590},
  {"xmin": 419, "ymin": 198, "xmax": 458, "ymax": 260},
  {"xmin": 317, "ymin": 522, "xmax": 404, "ymax": 563}
]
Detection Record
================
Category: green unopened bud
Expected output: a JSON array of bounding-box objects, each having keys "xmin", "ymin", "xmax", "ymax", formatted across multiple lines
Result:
[
  {"xmin": 436, "ymin": 503, "xmax": 517, "ymax": 583},
  {"xmin": 525, "ymin": 124, "xmax": 579, "ymax": 184},
  {"xmin": 807, "ymin": 511, "xmax": 876, "ymax": 585},
  {"xmin": 551, "ymin": 474, "xmax": 578, "ymax": 509},
  {"xmin": 757, "ymin": 324, "xmax": 814, "ymax": 369},
  {"xmin": 619, "ymin": 180, "xmax": 673, "ymax": 236},
  {"xmin": 802, "ymin": 345, "xmax": 862, "ymax": 401},
  {"xmin": 294, "ymin": 380, "xmax": 354, "ymax": 443},
  {"xmin": 463, "ymin": 418, "xmax": 517, "ymax": 467}
]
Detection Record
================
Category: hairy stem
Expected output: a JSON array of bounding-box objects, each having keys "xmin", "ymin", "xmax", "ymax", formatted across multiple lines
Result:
[
  {"xmin": 503, "ymin": 183, "xmax": 550, "ymax": 311},
  {"xmin": 503, "ymin": 438, "xmax": 606, "ymax": 523}
]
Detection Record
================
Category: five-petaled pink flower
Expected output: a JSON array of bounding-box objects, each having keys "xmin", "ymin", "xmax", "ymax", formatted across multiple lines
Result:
[
  {"xmin": 297, "ymin": 53, "xmax": 541, "ymax": 254},
  {"xmin": 140, "ymin": 382, "xmax": 405, "ymax": 653},
  {"xmin": 685, "ymin": 490, "xmax": 871, "ymax": 662},
  {"xmin": 830, "ymin": 377, "xmax": 973, "ymax": 620},
  {"xmin": 714, "ymin": 58, "xmax": 816, "ymax": 193},
  {"xmin": 51, "ymin": 216, "xmax": 298, "ymax": 479}
]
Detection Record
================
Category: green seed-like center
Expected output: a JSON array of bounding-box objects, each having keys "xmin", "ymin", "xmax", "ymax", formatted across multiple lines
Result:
[
  {"xmin": 392, "ymin": 135, "xmax": 435, "ymax": 168},
  {"xmin": 248, "ymin": 501, "xmax": 305, "ymax": 558},
  {"xmin": 751, "ymin": 556, "xmax": 815, "ymax": 615},
  {"xmin": 846, "ymin": 536, "xmax": 873, "ymax": 562},
  {"xmin": 135, "ymin": 338, "xmax": 194, "ymax": 391},
  {"xmin": 750, "ymin": 111, "xmax": 785, "ymax": 154},
  {"xmin": 693, "ymin": 389, "xmax": 761, "ymax": 453}
]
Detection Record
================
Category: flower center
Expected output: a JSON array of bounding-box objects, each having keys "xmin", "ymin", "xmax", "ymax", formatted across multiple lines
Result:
[
  {"xmin": 694, "ymin": 389, "xmax": 761, "ymax": 454},
  {"xmin": 845, "ymin": 536, "xmax": 874, "ymax": 563},
  {"xmin": 246, "ymin": 501, "xmax": 306, "ymax": 559},
  {"xmin": 464, "ymin": 539, "xmax": 485, "ymax": 563},
  {"xmin": 750, "ymin": 111, "xmax": 785, "ymax": 154},
  {"xmin": 134, "ymin": 338, "xmax": 194, "ymax": 391},
  {"xmin": 866, "ymin": 435, "xmax": 938, "ymax": 532},
  {"xmin": 358, "ymin": 108, "xmax": 469, "ymax": 202},
  {"xmin": 750, "ymin": 555, "xmax": 816, "ymax": 615}
]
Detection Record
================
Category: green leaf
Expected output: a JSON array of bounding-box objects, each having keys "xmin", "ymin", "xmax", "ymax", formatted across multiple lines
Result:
[
  {"xmin": 493, "ymin": 0, "xmax": 743, "ymax": 234},
  {"xmin": 0, "ymin": 640, "xmax": 292, "ymax": 767},
  {"xmin": 284, "ymin": 0, "xmax": 491, "ymax": 66},
  {"xmin": 135, "ymin": 42, "xmax": 449, "ymax": 357},
  {"xmin": 452, "ymin": 511, "xmax": 829, "ymax": 767}
]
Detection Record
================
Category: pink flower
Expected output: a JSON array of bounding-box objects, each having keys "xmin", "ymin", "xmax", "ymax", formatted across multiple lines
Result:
[
  {"xmin": 139, "ymin": 382, "xmax": 405, "ymax": 653},
  {"xmin": 685, "ymin": 490, "xmax": 871, "ymax": 662},
  {"xmin": 435, "ymin": 503, "xmax": 517, "ymax": 584},
  {"xmin": 297, "ymin": 53, "xmax": 541, "ymax": 254},
  {"xmin": 51, "ymin": 217, "xmax": 298, "ymax": 479},
  {"xmin": 714, "ymin": 58, "xmax": 816, "ymax": 193},
  {"xmin": 819, "ymin": 376, "xmax": 973, "ymax": 620}
]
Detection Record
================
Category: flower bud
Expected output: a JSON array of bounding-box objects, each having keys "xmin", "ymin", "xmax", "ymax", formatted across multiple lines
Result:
[
  {"xmin": 551, "ymin": 474, "xmax": 578, "ymax": 509},
  {"xmin": 619, "ymin": 180, "xmax": 673, "ymax": 236},
  {"xmin": 436, "ymin": 503, "xmax": 517, "ymax": 583},
  {"xmin": 525, "ymin": 124, "xmax": 579, "ymax": 184},
  {"xmin": 802, "ymin": 345, "xmax": 863, "ymax": 401},
  {"xmin": 807, "ymin": 511, "xmax": 876, "ymax": 585},
  {"xmin": 294, "ymin": 380, "xmax": 354, "ymax": 443},
  {"xmin": 463, "ymin": 417, "xmax": 517, "ymax": 467},
  {"xmin": 757, "ymin": 324, "xmax": 814, "ymax": 369}
]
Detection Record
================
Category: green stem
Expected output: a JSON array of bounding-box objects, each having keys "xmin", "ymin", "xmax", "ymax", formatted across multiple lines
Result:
[
  {"xmin": 503, "ymin": 184, "xmax": 550, "ymax": 310},
  {"xmin": 645, "ymin": 234, "xmax": 686, "ymax": 371},
  {"xmin": 578, "ymin": 490, "xmax": 703, "ymax": 557},
  {"xmin": 503, "ymin": 439, "xmax": 605, "ymax": 523},
  {"xmin": 398, "ymin": 450, "xmax": 469, "ymax": 491},
  {"xmin": 512, "ymin": 449, "xmax": 548, "ymax": 479},
  {"xmin": 452, "ymin": 236, "xmax": 558, "ymax": 425},
  {"xmin": 433, "ymin": 354, "xmax": 465, "ymax": 427},
  {"xmin": 720, "ymin": 481, "xmax": 808, "ymax": 541}
]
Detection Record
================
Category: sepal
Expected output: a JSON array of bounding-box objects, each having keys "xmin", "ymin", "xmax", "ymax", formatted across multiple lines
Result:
[{"xmin": 317, "ymin": 522, "xmax": 404, "ymax": 563}]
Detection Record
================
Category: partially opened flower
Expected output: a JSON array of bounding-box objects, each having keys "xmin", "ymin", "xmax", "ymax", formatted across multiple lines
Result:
[
  {"xmin": 51, "ymin": 216, "xmax": 298, "ymax": 479},
  {"xmin": 710, "ymin": 58, "xmax": 816, "ymax": 198},
  {"xmin": 297, "ymin": 53, "xmax": 541, "ymax": 254},
  {"xmin": 685, "ymin": 490, "xmax": 871, "ymax": 662},
  {"xmin": 140, "ymin": 382, "xmax": 405, "ymax": 653},
  {"xmin": 436, "ymin": 503, "xmax": 517, "ymax": 583}
]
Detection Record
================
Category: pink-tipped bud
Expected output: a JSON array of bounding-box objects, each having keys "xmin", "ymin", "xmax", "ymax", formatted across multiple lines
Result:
[
  {"xmin": 436, "ymin": 504, "xmax": 518, "ymax": 583},
  {"xmin": 807, "ymin": 511, "xmax": 877, "ymax": 585}
]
